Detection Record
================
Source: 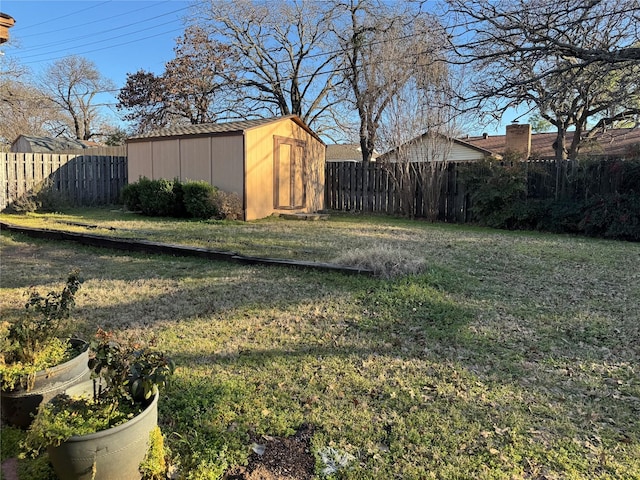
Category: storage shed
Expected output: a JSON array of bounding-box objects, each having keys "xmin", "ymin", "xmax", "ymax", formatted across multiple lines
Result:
[{"xmin": 127, "ymin": 115, "xmax": 326, "ymax": 221}]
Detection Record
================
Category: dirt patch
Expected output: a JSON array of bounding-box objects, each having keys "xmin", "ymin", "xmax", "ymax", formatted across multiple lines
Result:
[{"xmin": 223, "ymin": 425, "xmax": 315, "ymax": 480}]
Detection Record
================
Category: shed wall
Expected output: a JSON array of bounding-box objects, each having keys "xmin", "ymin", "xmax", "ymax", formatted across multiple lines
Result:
[
  {"xmin": 127, "ymin": 135, "xmax": 244, "ymax": 196},
  {"xmin": 244, "ymin": 119, "xmax": 324, "ymax": 221},
  {"xmin": 209, "ymin": 135, "xmax": 244, "ymax": 195},
  {"xmin": 127, "ymin": 142, "xmax": 153, "ymax": 182},
  {"xmin": 152, "ymin": 140, "xmax": 180, "ymax": 179},
  {"xmin": 180, "ymin": 137, "xmax": 211, "ymax": 182}
]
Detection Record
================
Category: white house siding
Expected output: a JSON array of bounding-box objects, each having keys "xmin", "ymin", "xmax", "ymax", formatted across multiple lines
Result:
[
  {"xmin": 384, "ymin": 139, "xmax": 487, "ymax": 163},
  {"xmin": 448, "ymin": 143, "xmax": 487, "ymax": 162}
]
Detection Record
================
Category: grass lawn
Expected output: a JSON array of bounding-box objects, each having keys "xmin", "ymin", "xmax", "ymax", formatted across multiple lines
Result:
[{"xmin": 1, "ymin": 208, "xmax": 639, "ymax": 479}]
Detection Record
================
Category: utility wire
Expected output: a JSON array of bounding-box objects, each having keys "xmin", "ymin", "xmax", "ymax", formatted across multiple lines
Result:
[
  {"xmin": 4, "ymin": 1, "xmax": 637, "ymax": 106},
  {"xmin": 10, "ymin": 0, "xmax": 636, "ymax": 65},
  {"xmin": 17, "ymin": 1, "xmax": 187, "ymax": 38},
  {"xmin": 15, "ymin": 0, "xmax": 113, "ymax": 31},
  {"xmin": 18, "ymin": 27, "xmax": 186, "ymax": 66},
  {"xmin": 17, "ymin": 4, "xmax": 191, "ymax": 55},
  {"xmin": 7, "ymin": 0, "xmax": 637, "ymax": 72},
  {"xmin": 18, "ymin": 20, "xmax": 183, "ymax": 60}
]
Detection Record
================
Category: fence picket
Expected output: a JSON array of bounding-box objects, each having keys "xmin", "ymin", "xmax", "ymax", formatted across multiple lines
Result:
[
  {"xmin": 0, "ymin": 152, "xmax": 127, "ymax": 211},
  {"xmin": 324, "ymin": 158, "xmax": 634, "ymax": 221}
]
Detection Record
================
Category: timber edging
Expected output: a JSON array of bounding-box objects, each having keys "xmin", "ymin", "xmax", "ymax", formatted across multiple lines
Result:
[{"xmin": 0, "ymin": 222, "xmax": 374, "ymax": 276}]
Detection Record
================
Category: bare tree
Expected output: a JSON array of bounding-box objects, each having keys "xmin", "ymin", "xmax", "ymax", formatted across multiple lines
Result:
[
  {"xmin": 118, "ymin": 26, "xmax": 235, "ymax": 133},
  {"xmin": 192, "ymin": 0, "xmax": 339, "ymax": 133},
  {"xmin": 378, "ymin": 75, "xmax": 460, "ymax": 220},
  {"xmin": 447, "ymin": 0, "xmax": 640, "ymax": 161},
  {"xmin": 448, "ymin": 0, "xmax": 640, "ymax": 78},
  {"xmin": 333, "ymin": 0, "xmax": 449, "ymax": 164},
  {"xmin": 0, "ymin": 58, "xmax": 70, "ymax": 145},
  {"xmin": 39, "ymin": 56, "xmax": 115, "ymax": 141},
  {"xmin": 0, "ymin": 80, "xmax": 62, "ymax": 144},
  {"xmin": 446, "ymin": 0, "xmax": 640, "ymax": 202}
]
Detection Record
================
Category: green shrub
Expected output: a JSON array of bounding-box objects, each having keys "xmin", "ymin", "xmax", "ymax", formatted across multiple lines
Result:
[
  {"xmin": 460, "ymin": 159, "xmax": 528, "ymax": 227},
  {"xmin": 580, "ymin": 193, "xmax": 640, "ymax": 241},
  {"xmin": 619, "ymin": 159, "xmax": 640, "ymax": 194},
  {"xmin": 121, "ymin": 178, "xmax": 242, "ymax": 220},
  {"xmin": 182, "ymin": 181, "xmax": 218, "ymax": 219},
  {"xmin": 121, "ymin": 182, "xmax": 142, "ymax": 211},
  {"xmin": 545, "ymin": 200, "xmax": 584, "ymax": 233},
  {"xmin": 138, "ymin": 178, "xmax": 177, "ymax": 217},
  {"xmin": 497, "ymin": 199, "xmax": 548, "ymax": 231},
  {"xmin": 172, "ymin": 180, "xmax": 188, "ymax": 218}
]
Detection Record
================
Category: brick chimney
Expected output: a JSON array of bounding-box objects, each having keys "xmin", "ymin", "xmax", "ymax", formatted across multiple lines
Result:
[{"xmin": 505, "ymin": 122, "xmax": 531, "ymax": 158}]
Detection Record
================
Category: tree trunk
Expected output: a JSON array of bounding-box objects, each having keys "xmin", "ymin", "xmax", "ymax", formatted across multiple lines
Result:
[{"xmin": 554, "ymin": 126, "xmax": 569, "ymax": 199}]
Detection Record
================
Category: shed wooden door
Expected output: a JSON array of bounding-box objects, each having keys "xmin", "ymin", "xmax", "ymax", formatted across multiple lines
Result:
[{"xmin": 274, "ymin": 136, "xmax": 306, "ymax": 209}]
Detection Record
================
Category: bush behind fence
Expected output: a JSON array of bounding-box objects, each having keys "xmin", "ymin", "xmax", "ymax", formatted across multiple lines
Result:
[{"xmin": 325, "ymin": 158, "xmax": 639, "ymax": 218}]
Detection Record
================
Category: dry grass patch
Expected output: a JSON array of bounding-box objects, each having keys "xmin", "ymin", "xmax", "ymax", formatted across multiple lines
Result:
[
  {"xmin": 1, "ymin": 211, "xmax": 639, "ymax": 479},
  {"xmin": 332, "ymin": 243, "xmax": 428, "ymax": 278}
]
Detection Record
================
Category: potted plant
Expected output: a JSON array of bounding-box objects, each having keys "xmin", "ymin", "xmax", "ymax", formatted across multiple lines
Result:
[
  {"xmin": 0, "ymin": 270, "xmax": 90, "ymax": 428},
  {"xmin": 24, "ymin": 328, "xmax": 175, "ymax": 480}
]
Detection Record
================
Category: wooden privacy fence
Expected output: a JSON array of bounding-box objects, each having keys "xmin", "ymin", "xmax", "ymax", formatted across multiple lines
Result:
[
  {"xmin": 1, "ymin": 152, "xmax": 127, "ymax": 211},
  {"xmin": 325, "ymin": 158, "xmax": 635, "ymax": 221},
  {"xmin": 325, "ymin": 161, "xmax": 468, "ymax": 222}
]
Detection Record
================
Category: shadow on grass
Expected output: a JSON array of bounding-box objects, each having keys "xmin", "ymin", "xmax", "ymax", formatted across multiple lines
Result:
[{"xmin": 3, "ymin": 229, "xmax": 638, "ymax": 477}]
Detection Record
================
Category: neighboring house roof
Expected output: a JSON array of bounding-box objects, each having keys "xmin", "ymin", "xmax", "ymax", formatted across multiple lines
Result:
[
  {"xmin": 326, "ymin": 144, "xmax": 379, "ymax": 162},
  {"xmin": 127, "ymin": 115, "xmax": 324, "ymax": 145},
  {"xmin": 379, "ymin": 132, "xmax": 496, "ymax": 162},
  {"xmin": 465, "ymin": 128, "xmax": 640, "ymax": 159},
  {"xmin": 11, "ymin": 135, "xmax": 96, "ymax": 153}
]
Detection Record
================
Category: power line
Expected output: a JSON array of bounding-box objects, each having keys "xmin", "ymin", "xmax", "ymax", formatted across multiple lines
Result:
[
  {"xmin": 18, "ymin": 20, "xmax": 182, "ymax": 60},
  {"xmin": 8, "ymin": 0, "xmax": 638, "ymax": 69},
  {"xmin": 17, "ymin": 4, "xmax": 192, "ymax": 56},
  {"xmin": 4, "ymin": 1, "xmax": 638, "ymax": 107},
  {"xmin": 19, "ymin": 27, "xmax": 185, "ymax": 66},
  {"xmin": 16, "ymin": 0, "xmax": 113, "ymax": 31},
  {"xmin": 17, "ymin": 1, "xmax": 186, "ymax": 38}
]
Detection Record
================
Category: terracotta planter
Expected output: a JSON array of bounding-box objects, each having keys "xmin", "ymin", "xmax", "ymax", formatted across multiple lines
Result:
[
  {"xmin": 1, "ymin": 339, "xmax": 90, "ymax": 428},
  {"xmin": 47, "ymin": 379, "xmax": 158, "ymax": 480}
]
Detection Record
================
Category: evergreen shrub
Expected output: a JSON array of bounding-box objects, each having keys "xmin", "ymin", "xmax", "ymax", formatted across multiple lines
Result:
[
  {"xmin": 138, "ymin": 178, "xmax": 177, "ymax": 216},
  {"xmin": 182, "ymin": 181, "xmax": 218, "ymax": 219}
]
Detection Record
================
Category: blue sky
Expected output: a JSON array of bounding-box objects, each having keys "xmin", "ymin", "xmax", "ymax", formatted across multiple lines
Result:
[
  {"xmin": 2, "ymin": 0, "xmax": 190, "ymax": 82},
  {"xmin": 1, "ymin": 0, "xmax": 192, "ymax": 125},
  {"xmin": 1, "ymin": 0, "xmax": 521, "ymax": 136}
]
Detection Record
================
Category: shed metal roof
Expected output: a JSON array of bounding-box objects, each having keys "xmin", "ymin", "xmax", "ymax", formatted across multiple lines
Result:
[{"xmin": 127, "ymin": 115, "xmax": 324, "ymax": 144}]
